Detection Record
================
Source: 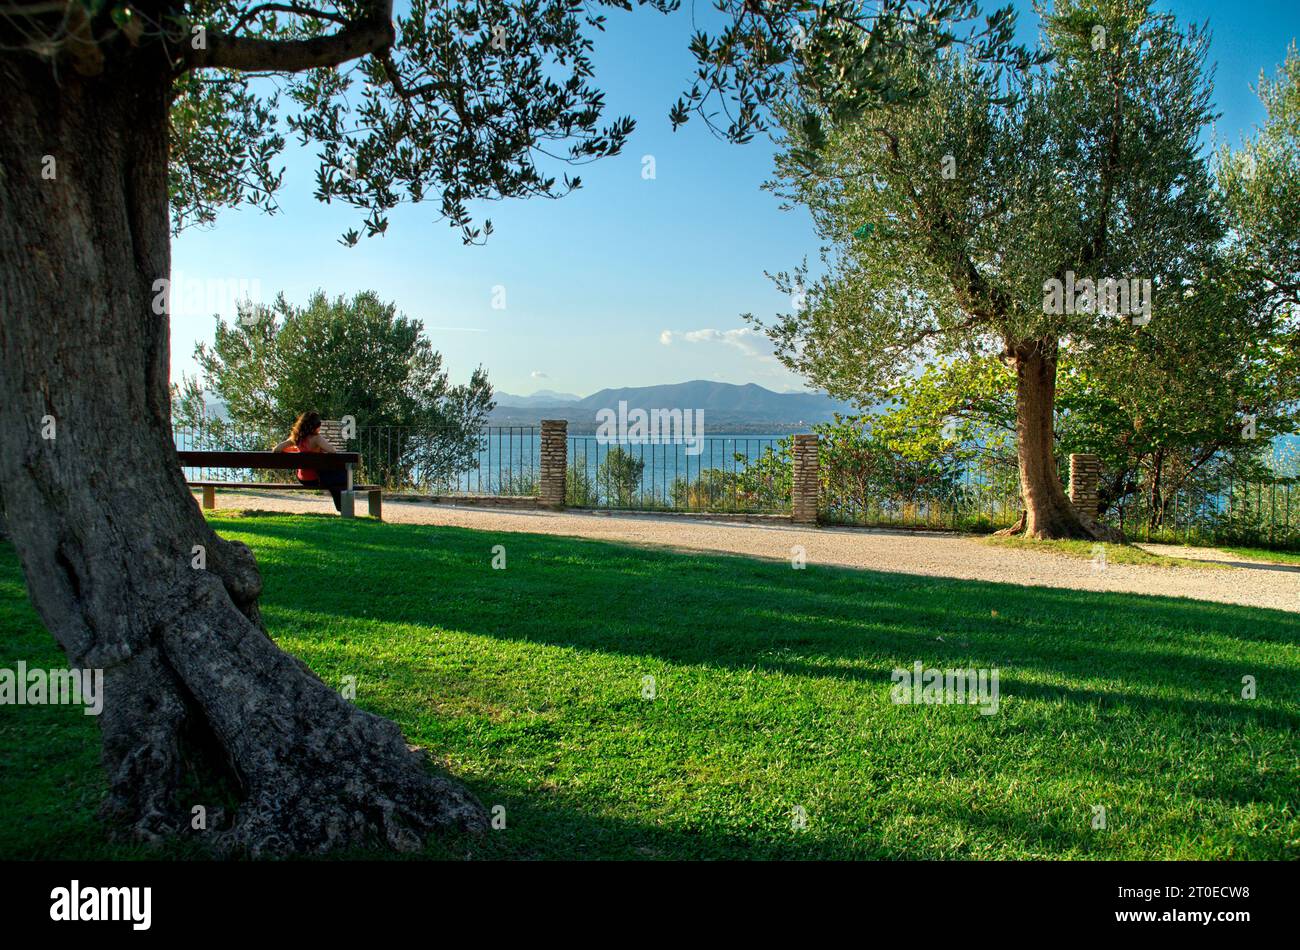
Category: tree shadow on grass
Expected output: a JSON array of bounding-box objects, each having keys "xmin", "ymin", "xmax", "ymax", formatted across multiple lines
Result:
[
  {"xmin": 222, "ymin": 519, "xmax": 1300, "ymax": 732},
  {"xmin": 413, "ymin": 787, "xmax": 881, "ymax": 861},
  {"xmin": 221, "ymin": 516, "xmax": 1299, "ymax": 637},
  {"xmin": 2, "ymin": 534, "xmax": 1292, "ymax": 861}
]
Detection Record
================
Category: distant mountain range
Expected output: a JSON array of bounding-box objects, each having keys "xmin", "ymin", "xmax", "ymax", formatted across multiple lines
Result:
[
  {"xmin": 494, "ymin": 389, "xmax": 583, "ymax": 408},
  {"xmin": 491, "ymin": 380, "xmax": 854, "ymax": 432},
  {"xmin": 184, "ymin": 380, "xmax": 855, "ymax": 433}
]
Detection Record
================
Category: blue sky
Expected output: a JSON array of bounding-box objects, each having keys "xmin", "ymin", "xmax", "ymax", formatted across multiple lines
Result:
[{"xmin": 169, "ymin": 0, "xmax": 1300, "ymax": 398}]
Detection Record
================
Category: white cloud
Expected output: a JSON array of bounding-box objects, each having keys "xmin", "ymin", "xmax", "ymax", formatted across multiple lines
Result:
[
  {"xmin": 530, "ymin": 370, "xmax": 549, "ymax": 379},
  {"xmin": 659, "ymin": 327, "xmax": 772, "ymax": 359}
]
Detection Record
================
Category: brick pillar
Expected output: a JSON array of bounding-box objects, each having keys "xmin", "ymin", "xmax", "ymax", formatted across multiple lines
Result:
[
  {"xmin": 1069, "ymin": 453, "xmax": 1101, "ymax": 519},
  {"xmin": 540, "ymin": 420, "xmax": 567, "ymax": 509},
  {"xmin": 791, "ymin": 434, "xmax": 820, "ymax": 525}
]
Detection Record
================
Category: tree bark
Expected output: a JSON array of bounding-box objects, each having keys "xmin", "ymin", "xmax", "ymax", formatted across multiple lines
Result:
[
  {"xmin": 1146, "ymin": 449, "xmax": 1165, "ymax": 534},
  {"xmin": 1006, "ymin": 338, "xmax": 1113, "ymax": 541},
  {"xmin": 0, "ymin": 53, "xmax": 485, "ymax": 854}
]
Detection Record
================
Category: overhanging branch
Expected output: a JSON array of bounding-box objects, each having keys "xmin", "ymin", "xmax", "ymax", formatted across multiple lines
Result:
[{"xmin": 184, "ymin": 0, "xmax": 393, "ymax": 73}]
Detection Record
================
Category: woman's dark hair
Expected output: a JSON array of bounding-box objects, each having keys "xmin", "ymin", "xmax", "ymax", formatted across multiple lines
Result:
[{"xmin": 289, "ymin": 410, "xmax": 322, "ymax": 443}]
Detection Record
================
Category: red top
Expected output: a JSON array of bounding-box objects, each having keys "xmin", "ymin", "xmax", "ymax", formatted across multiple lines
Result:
[{"xmin": 290, "ymin": 436, "xmax": 317, "ymax": 481}]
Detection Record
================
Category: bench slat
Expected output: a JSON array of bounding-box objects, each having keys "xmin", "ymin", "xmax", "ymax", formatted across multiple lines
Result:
[
  {"xmin": 188, "ymin": 482, "xmax": 380, "ymax": 490},
  {"xmin": 177, "ymin": 451, "xmax": 359, "ymax": 469}
]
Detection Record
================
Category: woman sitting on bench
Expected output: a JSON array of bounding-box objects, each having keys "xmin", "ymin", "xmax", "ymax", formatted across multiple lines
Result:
[{"xmin": 273, "ymin": 411, "xmax": 346, "ymax": 512}]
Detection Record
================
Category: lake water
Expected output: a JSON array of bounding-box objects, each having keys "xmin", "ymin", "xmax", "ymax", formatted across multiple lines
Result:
[
  {"xmin": 393, "ymin": 431, "xmax": 799, "ymax": 494},
  {"xmin": 183, "ymin": 423, "xmax": 1299, "ymax": 495},
  {"xmin": 450, "ymin": 431, "xmax": 1299, "ymax": 494}
]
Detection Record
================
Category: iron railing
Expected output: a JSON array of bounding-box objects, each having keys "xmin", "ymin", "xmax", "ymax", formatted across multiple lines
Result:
[
  {"xmin": 173, "ymin": 425, "xmax": 283, "ymax": 483},
  {"xmin": 565, "ymin": 436, "xmax": 789, "ymax": 512},
  {"xmin": 351, "ymin": 425, "xmax": 538, "ymax": 494},
  {"xmin": 819, "ymin": 454, "xmax": 1023, "ymax": 532},
  {"xmin": 1109, "ymin": 475, "xmax": 1299, "ymax": 548},
  {"xmin": 173, "ymin": 423, "xmax": 1299, "ymax": 547}
]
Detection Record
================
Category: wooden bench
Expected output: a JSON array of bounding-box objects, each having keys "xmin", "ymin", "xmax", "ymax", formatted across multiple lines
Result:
[{"xmin": 178, "ymin": 450, "xmax": 383, "ymax": 519}]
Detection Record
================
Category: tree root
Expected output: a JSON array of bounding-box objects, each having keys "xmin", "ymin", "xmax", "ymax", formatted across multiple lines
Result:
[
  {"xmin": 994, "ymin": 508, "xmax": 1126, "ymax": 542},
  {"xmin": 99, "ymin": 571, "xmax": 488, "ymax": 856},
  {"xmin": 994, "ymin": 512, "xmax": 1027, "ymax": 537}
]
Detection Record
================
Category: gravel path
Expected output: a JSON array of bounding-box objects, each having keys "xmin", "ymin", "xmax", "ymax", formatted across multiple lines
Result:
[{"xmin": 203, "ymin": 490, "xmax": 1300, "ymax": 613}]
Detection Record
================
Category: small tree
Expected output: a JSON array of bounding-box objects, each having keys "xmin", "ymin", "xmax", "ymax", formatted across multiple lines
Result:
[
  {"xmin": 565, "ymin": 463, "xmax": 599, "ymax": 507},
  {"xmin": 599, "ymin": 447, "xmax": 645, "ymax": 507},
  {"xmin": 193, "ymin": 290, "xmax": 493, "ymax": 486}
]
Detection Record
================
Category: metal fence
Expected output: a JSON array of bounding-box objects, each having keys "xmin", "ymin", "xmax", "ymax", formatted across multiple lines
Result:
[
  {"xmin": 351, "ymin": 425, "xmax": 539, "ymax": 494},
  {"xmin": 566, "ymin": 436, "xmax": 789, "ymax": 512},
  {"xmin": 820, "ymin": 454, "xmax": 1023, "ymax": 532},
  {"xmin": 817, "ymin": 446, "xmax": 1299, "ymax": 548},
  {"xmin": 174, "ymin": 423, "xmax": 788, "ymax": 511},
  {"xmin": 174, "ymin": 425, "xmax": 286, "ymax": 483},
  {"xmin": 173, "ymin": 422, "xmax": 1298, "ymax": 547},
  {"xmin": 173, "ymin": 424, "xmax": 541, "ymax": 494},
  {"xmin": 1109, "ymin": 475, "xmax": 1300, "ymax": 548}
]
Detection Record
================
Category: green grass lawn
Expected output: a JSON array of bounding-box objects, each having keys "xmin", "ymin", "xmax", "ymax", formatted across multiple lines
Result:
[{"xmin": 1, "ymin": 512, "xmax": 1297, "ymax": 860}]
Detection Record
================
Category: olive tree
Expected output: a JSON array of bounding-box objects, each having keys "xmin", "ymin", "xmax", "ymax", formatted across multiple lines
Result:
[{"xmin": 748, "ymin": 0, "xmax": 1223, "ymax": 538}]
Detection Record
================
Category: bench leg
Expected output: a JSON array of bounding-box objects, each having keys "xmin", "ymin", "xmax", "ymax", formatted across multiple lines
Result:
[
  {"xmin": 368, "ymin": 489, "xmax": 383, "ymax": 521},
  {"xmin": 202, "ymin": 486, "xmax": 216, "ymax": 510},
  {"xmin": 339, "ymin": 490, "xmax": 356, "ymax": 518}
]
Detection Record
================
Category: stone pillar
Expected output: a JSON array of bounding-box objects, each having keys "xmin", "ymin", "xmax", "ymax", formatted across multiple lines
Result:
[
  {"xmin": 1069, "ymin": 453, "xmax": 1101, "ymax": 519},
  {"xmin": 540, "ymin": 420, "xmax": 567, "ymax": 509},
  {"xmin": 791, "ymin": 434, "xmax": 820, "ymax": 525}
]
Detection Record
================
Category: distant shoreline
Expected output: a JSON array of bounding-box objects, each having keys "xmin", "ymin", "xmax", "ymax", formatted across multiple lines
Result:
[{"xmin": 486, "ymin": 409, "xmax": 821, "ymax": 435}]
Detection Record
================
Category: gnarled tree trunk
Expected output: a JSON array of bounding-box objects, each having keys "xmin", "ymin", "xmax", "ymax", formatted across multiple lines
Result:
[
  {"xmin": 1004, "ymin": 338, "xmax": 1111, "ymax": 541},
  {"xmin": 0, "ymin": 53, "xmax": 485, "ymax": 854}
]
